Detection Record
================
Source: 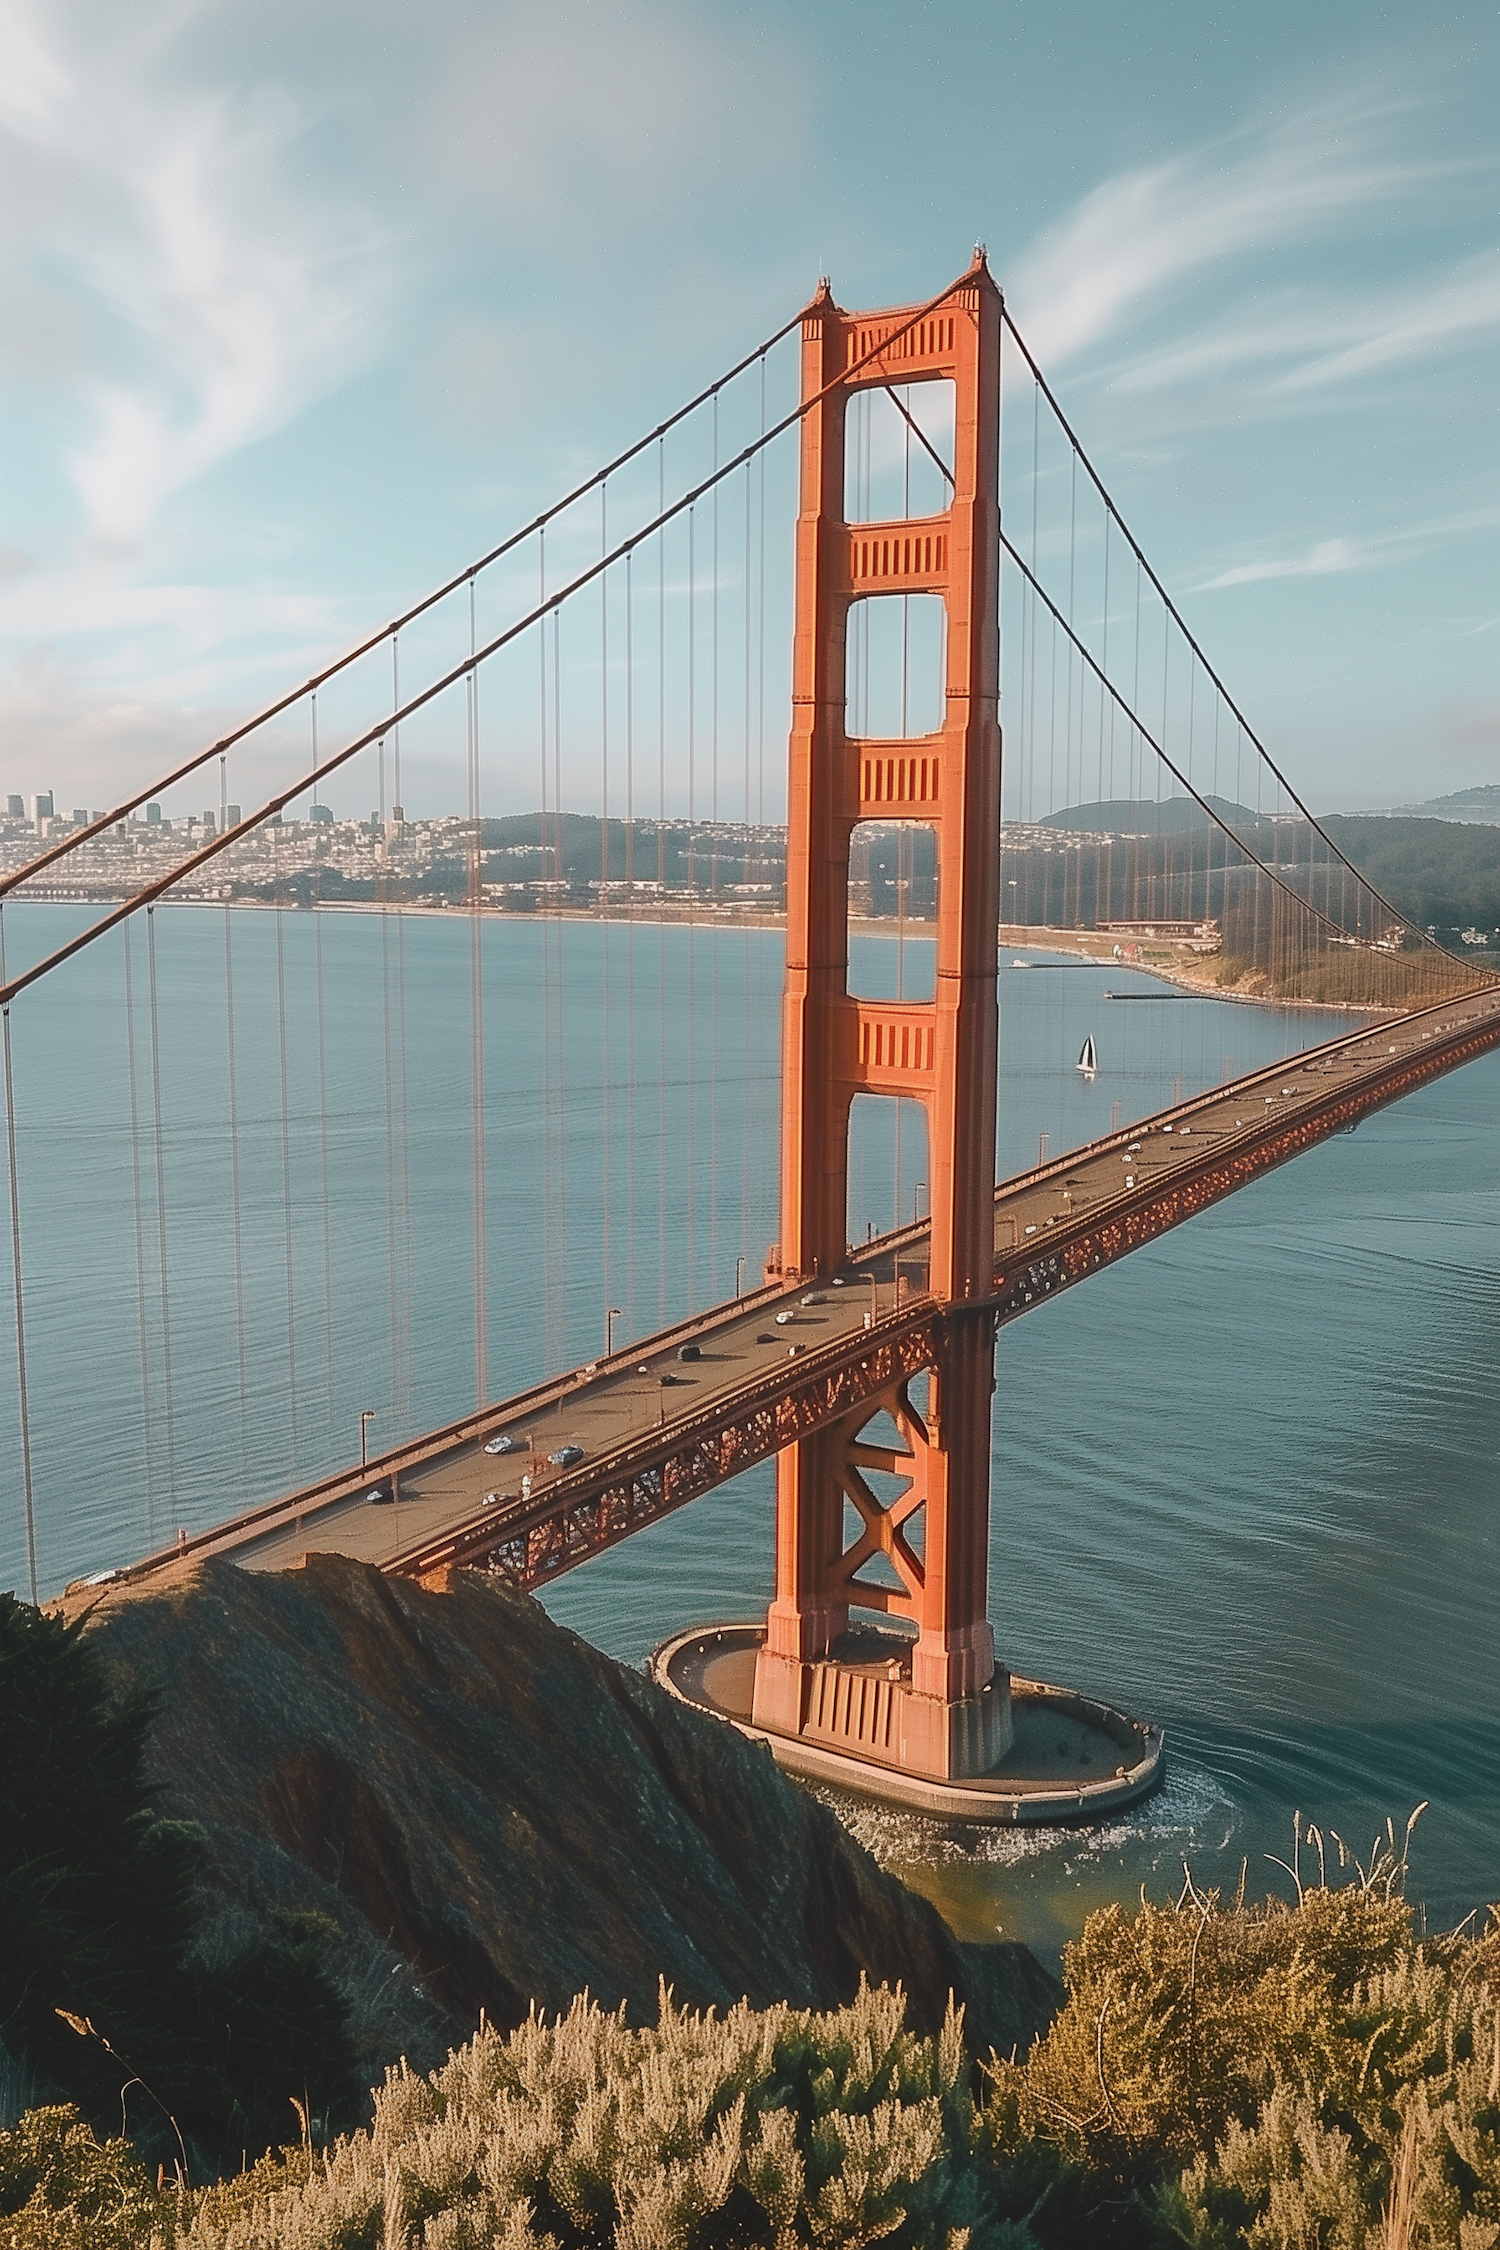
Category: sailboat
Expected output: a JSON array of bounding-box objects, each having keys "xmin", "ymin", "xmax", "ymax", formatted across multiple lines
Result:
[{"xmin": 1076, "ymin": 1034, "xmax": 1098, "ymax": 1080}]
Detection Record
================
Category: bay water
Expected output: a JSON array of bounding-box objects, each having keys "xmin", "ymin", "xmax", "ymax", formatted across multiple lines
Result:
[{"xmin": 2, "ymin": 901, "xmax": 1495, "ymax": 1963}]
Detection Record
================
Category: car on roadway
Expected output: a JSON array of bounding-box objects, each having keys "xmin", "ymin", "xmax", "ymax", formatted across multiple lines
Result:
[
  {"xmin": 483, "ymin": 1431, "xmax": 525, "ymax": 1456},
  {"xmin": 548, "ymin": 1444, "xmax": 584, "ymax": 1468},
  {"xmin": 367, "ymin": 1485, "xmax": 393, "ymax": 1505},
  {"xmin": 482, "ymin": 1489, "xmax": 508, "ymax": 1507},
  {"xmin": 775, "ymin": 1309, "xmax": 794, "ymax": 1325}
]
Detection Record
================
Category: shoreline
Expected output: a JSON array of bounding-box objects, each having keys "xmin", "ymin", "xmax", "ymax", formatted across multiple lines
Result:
[{"xmin": 3, "ymin": 893, "xmax": 1430, "ymax": 1013}]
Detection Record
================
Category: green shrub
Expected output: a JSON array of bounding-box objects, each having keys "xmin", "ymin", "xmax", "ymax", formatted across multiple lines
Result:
[
  {"xmin": 978, "ymin": 1820, "xmax": 1500, "ymax": 2248},
  {"xmin": 0, "ymin": 2104, "xmax": 170, "ymax": 2250},
  {"xmin": 0, "ymin": 1597, "xmax": 362, "ymax": 2174},
  {"xmin": 7, "ymin": 1813, "xmax": 1500, "ymax": 2246}
]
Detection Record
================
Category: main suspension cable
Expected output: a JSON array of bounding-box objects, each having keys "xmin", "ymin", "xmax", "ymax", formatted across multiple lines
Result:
[
  {"xmin": 1, "ymin": 266, "xmax": 981, "ymax": 1010},
  {"xmin": 1001, "ymin": 307, "xmax": 1456, "ymax": 955},
  {"xmin": 0, "ymin": 311, "xmax": 807, "ymax": 901}
]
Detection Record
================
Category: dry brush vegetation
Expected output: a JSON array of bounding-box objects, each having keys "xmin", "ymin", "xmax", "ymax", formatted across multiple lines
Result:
[{"xmin": 5, "ymin": 1816, "xmax": 1499, "ymax": 2250}]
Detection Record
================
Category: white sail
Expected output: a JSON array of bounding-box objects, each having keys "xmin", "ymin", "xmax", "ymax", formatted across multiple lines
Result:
[{"xmin": 1077, "ymin": 1035, "xmax": 1098, "ymax": 1076}]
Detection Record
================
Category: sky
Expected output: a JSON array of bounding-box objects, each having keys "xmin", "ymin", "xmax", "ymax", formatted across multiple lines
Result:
[{"xmin": 0, "ymin": 0, "xmax": 1496, "ymax": 819}]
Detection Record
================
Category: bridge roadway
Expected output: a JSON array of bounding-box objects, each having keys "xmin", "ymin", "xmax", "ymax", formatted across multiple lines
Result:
[{"xmin": 98, "ymin": 981, "xmax": 1500, "ymax": 1601}]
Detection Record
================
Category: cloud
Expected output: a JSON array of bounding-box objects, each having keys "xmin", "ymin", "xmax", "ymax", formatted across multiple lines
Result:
[
  {"xmin": 1106, "ymin": 252, "xmax": 1500, "ymax": 403},
  {"xmin": 423, "ymin": 0, "xmax": 803, "ymax": 237},
  {"xmin": 0, "ymin": 0, "xmax": 392, "ymax": 545},
  {"xmin": 1007, "ymin": 91, "xmax": 1474, "ymax": 370},
  {"xmin": 1192, "ymin": 504, "xmax": 1500, "ymax": 593},
  {"xmin": 1194, "ymin": 537, "xmax": 1370, "ymax": 591},
  {"xmin": 1274, "ymin": 251, "xmax": 1500, "ymax": 391}
]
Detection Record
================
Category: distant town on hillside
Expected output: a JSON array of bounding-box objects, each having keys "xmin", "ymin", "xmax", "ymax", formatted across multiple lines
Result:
[{"xmin": 1, "ymin": 792, "xmax": 1496, "ymax": 948}]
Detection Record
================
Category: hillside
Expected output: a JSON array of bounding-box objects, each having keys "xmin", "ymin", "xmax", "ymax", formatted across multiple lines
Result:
[
  {"xmin": 1378, "ymin": 782, "xmax": 1500, "ymax": 824},
  {"xmin": 71, "ymin": 1556, "xmax": 1056, "ymax": 2085},
  {"xmin": 1033, "ymin": 797, "xmax": 1500, "ymax": 939}
]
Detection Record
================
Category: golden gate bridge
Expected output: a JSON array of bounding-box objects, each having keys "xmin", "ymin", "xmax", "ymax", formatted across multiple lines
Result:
[{"xmin": 6, "ymin": 253, "xmax": 1497, "ymax": 1820}]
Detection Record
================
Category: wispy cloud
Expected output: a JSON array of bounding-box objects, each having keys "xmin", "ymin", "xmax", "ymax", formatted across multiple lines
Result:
[
  {"xmin": 1105, "ymin": 251, "xmax": 1500, "ymax": 402},
  {"xmin": 0, "ymin": 0, "xmax": 391, "ymax": 546},
  {"xmin": 1195, "ymin": 537, "xmax": 1370, "ymax": 590},
  {"xmin": 1275, "ymin": 251, "xmax": 1500, "ymax": 391},
  {"xmin": 1008, "ymin": 91, "xmax": 1478, "ymax": 372},
  {"xmin": 1193, "ymin": 503, "xmax": 1500, "ymax": 593}
]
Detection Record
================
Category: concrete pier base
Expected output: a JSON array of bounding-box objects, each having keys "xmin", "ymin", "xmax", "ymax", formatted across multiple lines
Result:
[
  {"xmin": 751, "ymin": 1623, "xmax": 1013, "ymax": 1782},
  {"xmin": 650, "ymin": 1622, "xmax": 1165, "ymax": 1826}
]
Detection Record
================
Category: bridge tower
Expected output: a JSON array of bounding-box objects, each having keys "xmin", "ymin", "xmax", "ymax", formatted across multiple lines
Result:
[{"xmin": 751, "ymin": 253, "xmax": 1012, "ymax": 1783}]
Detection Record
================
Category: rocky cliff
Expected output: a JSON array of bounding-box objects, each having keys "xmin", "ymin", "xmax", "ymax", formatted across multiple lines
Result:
[{"xmin": 76, "ymin": 1556, "xmax": 1056, "ymax": 2079}]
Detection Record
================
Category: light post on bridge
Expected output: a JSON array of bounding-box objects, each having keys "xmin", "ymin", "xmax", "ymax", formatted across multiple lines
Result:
[
  {"xmin": 606, "ymin": 1306, "xmax": 623, "ymax": 1358},
  {"xmin": 735, "ymin": 1254, "xmax": 745, "ymax": 1298},
  {"xmin": 359, "ymin": 1409, "xmax": 376, "ymax": 1470}
]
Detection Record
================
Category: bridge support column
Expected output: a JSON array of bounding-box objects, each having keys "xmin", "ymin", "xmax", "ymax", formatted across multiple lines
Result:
[{"xmin": 751, "ymin": 253, "xmax": 1012, "ymax": 1785}]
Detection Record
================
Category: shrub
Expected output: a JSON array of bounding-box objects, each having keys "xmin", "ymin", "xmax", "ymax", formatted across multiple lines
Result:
[
  {"xmin": 0, "ymin": 1597, "xmax": 362, "ymax": 2175},
  {"xmin": 0, "ymin": 2104, "xmax": 169, "ymax": 2250},
  {"xmin": 7, "ymin": 1816, "xmax": 1500, "ymax": 2246}
]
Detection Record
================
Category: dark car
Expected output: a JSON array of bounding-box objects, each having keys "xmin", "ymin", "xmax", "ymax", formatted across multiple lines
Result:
[{"xmin": 548, "ymin": 1444, "xmax": 584, "ymax": 1468}]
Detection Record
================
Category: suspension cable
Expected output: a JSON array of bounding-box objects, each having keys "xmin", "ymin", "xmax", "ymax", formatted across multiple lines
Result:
[
  {"xmin": 999, "ymin": 522, "xmax": 1410, "ymax": 956},
  {"xmin": 1000, "ymin": 307, "xmax": 1456, "ymax": 953},
  {"xmin": 0, "ymin": 266, "xmax": 983, "ymax": 1010},
  {"xmin": 0, "ymin": 311, "xmax": 808, "ymax": 901}
]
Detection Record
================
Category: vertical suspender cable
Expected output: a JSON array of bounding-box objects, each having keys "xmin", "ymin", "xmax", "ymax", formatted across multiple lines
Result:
[
  {"xmin": 686, "ymin": 503, "xmax": 697, "ymax": 1306},
  {"xmin": 552, "ymin": 607, "xmax": 567, "ymax": 1357},
  {"xmin": 538, "ymin": 535, "xmax": 555, "ymax": 1368},
  {"xmin": 144, "ymin": 905, "xmax": 177, "ymax": 1512},
  {"xmin": 380, "ymin": 789, "xmax": 402, "ymax": 1425},
  {"xmin": 758, "ymin": 357, "xmax": 768, "ymax": 828},
  {"xmin": 469, "ymin": 575, "xmax": 488, "ymax": 1404},
  {"xmin": 394, "ymin": 704, "xmax": 414, "ymax": 1424},
  {"xmin": 625, "ymin": 546, "xmax": 638, "ymax": 1332},
  {"xmin": 222, "ymin": 891, "xmax": 248, "ymax": 1447},
  {"xmin": 600, "ymin": 489, "xmax": 612, "ymax": 1334},
  {"xmin": 389, "ymin": 628, "xmax": 414, "ymax": 1422},
  {"xmin": 311, "ymin": 698, "xmax": 336, "ymax": 1440},
  {"xmin": 121, "ymin": 921, "xmax": 156, "ymax": 1539},
  {"xmin": 742, "ymin": 450, "xmax": 753, "ymax": 1282},
  {"xmin": 0, "ymin": 907, "xmax": 38, "ymax": 1603},
  {"xmin": 313, "ymin": 897, "xmax": 335, "ymax": 1439},
  {"xmin": 657, "ymin": 441, "xmax": 668, "ymax": 1325},
  {"xmin": 272, "ymin": 864, "xmax": 300, "ymax": 1468},
  {"xmin": 710, "ymin": 398, "xmax": 720, "ymax": 1294}
]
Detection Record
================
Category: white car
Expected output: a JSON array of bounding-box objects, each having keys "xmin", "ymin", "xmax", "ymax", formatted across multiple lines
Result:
[{"xmin": 484, "ymin": 1431, "xmax": 525, "ymax": 1456}]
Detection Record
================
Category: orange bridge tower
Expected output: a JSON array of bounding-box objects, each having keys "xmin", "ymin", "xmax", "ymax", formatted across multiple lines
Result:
[{"xmin": 751, "ymin": 253, "xmax": 1012, "ymax": 1783}]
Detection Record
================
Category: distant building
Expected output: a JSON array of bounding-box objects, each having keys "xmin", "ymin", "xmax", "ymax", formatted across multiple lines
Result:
[
  {"xmin": 5, "ymin": 796, "xmax": 23, "ymax": 819},
  {"xmin": 225, "ymin": 804, "xmax": 242, "ymax": 829},
  {"xmin": 71, "ymin": 808, "xmax": 88, "ymax": 825},
  {"xmin": 30, "ymin": 792, "xmax": 53, "ymax": 822},
  {"xmin": 145, "ymin": 802, "xmax": 162, "ymax": 825},
  {"xmin": 309, "ymin": 803, "xmax": 334, "ymax": 826}
]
